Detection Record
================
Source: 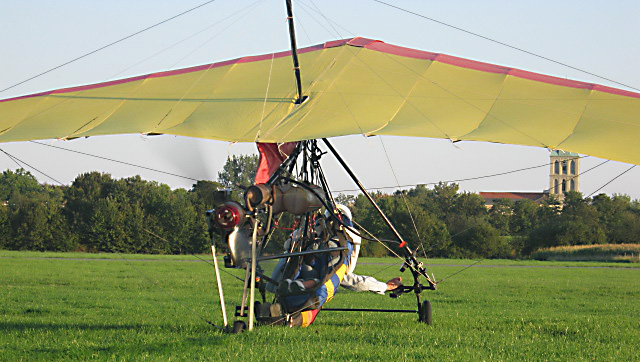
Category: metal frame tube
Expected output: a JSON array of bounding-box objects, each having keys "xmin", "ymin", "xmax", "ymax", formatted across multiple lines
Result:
[
  {"xmin": 285, "ymin": 0, "xmax": 304, "ymax": 103},
  {"xmin": 249, "ymin": 247, "xmax": 348, "ymax": 262},
  {"xmin": 211, "ymin": 244, "xmax": 228, "ymax": 327},
  {"xmin": 248, "ymin": 220, "xmax": 259, "ymax": 331},
  {"xmin": 322, "ymin": 308, "xmax": 417, "ymax": 313},
  {"xmin": 239, "ymin": 263, "xmax": 251, "ymax": 316},
  {"xmin": 321, "ymin": 138, "xmax": 436, "ymax": 288},
  {"xmin": 322, "ymin": 138, "xmax": 407, "ymax": 248}
]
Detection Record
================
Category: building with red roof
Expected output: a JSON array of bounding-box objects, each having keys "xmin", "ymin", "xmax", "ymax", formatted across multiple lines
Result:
[{"xmin": 479, "ymin": 150, "xmax": 580, "ymax": 207}]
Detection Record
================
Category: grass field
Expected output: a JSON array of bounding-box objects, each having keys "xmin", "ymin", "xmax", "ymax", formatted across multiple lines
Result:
[{"xmin": 1, "ymin": 251, "xmax": 639, "ymax": 361}]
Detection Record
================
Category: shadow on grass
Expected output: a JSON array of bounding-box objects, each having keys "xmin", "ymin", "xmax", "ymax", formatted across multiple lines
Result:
[
  {"xmin": 1, "ymin": 321, "xmax": 148, "ymax": 331},
  {"xmin": 29, "ymin": 336, "xmax": 226, "ymax": 355},
  {"xmin": 1, "ymin": 321, "xmax": 225, "ymax": 334},
  {"xmin": 3, "ymin": 321, "xmax": 227, "ymax": 358}
]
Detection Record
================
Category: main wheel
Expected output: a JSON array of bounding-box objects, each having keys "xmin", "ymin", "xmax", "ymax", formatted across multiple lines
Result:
[
  {"xmin": 419, "ymin": 300, "xmax": 432, "ymax": 325},
  {"xmin": 232, "ymin": 320, "xmax": 247, "ymax": 333}
]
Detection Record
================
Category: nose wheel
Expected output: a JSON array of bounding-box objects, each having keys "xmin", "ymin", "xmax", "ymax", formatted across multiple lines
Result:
[
  {"xmin": 231, "ymin": 320, "xmax": 247, "ymax": 333},
  {"xmin": 418, "ymin": 300, "xmax": 432, "ymax": 325}
]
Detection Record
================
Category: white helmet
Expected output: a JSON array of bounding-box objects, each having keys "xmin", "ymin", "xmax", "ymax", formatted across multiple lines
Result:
[{"xmin": 326, "ymin": 203, "xmax": 352, "ymax": 221}]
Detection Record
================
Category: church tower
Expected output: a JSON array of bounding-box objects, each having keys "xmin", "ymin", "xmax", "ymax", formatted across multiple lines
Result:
[{"xmin": 549, "ymin": 150, "xmax": 580, "ymax": 199}]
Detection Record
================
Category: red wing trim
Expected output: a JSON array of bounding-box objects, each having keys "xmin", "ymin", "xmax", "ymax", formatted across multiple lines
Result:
[{"xmin": 3, "ymin": 37, "xmax": 639, "ymax": 103}]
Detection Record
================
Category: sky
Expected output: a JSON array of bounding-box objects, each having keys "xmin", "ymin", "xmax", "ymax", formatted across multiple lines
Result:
[{"xmin": 1, "ymin": 0, "xmax": 639, "ymax": 199}]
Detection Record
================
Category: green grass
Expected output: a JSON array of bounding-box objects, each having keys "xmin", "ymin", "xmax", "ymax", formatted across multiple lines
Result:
[
  {"xmin": 532, "ymin": 244, "xmax": 640, "ymax": 263},
  {"xmin": 1, "ymin": 252, "xmax": 639, "ymax": 361}
]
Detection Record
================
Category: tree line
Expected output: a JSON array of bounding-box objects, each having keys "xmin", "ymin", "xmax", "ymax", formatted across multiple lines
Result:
[
  {"xmin": 1, "ymin": 157, "xmax": 639, "ymax": 258},
  {"xmin": 347, "ymin": 184, "xmax": 640, "ymax": 258}
]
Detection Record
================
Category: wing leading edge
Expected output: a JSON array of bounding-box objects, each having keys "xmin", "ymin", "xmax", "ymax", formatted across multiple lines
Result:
[{"xmin": 1, "ymin": 37, "xmax": 639, "ymax": 164}]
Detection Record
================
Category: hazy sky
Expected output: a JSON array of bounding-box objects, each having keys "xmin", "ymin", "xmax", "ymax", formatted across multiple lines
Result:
[{"xmin": 1, "ymin": 0, "xmax": 638, "ymax": 198}]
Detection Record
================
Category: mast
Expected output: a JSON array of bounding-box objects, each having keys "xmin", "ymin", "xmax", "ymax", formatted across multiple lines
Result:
[{"xmin": 285, "ymin": 0, "xmax": 306, "ymax": 104}]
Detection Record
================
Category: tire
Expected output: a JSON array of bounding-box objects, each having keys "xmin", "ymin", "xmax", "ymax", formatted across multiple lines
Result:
[
  {"xmin": 420, "ymin": 300, "xmax": 432, "ymax": 325},
  {"xmin": 256, "ymin": 302, "xmax": 271, "ymax": 318},
  {"xmin": 232, "ymin": 320, "xmax": 246, "ymax": 333}
]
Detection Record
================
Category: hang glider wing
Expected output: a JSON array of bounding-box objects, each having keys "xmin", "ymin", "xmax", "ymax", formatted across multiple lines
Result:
[{"xmin": 1, "ymin": 37, "xmax": 639, "ymax": 164}]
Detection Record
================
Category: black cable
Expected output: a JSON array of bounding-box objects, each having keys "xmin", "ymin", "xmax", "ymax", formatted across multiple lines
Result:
[
  {"xmin": 0, "ymin": 0, "xmax": 219, "ymax": 94},
  {"xmin": 528, "ymin": 158, "xmax": 607, "ymax": 203},
  {"xmin": 587, "ymin": 165, "xmax": 636, "ymax": 198},
  {"xmin": 0, "ymin": 148, "xmax": 64, "ymax": 185},
  {"xmin": 371, "ymin": 0, "xmax": 640, "ymax": 92},
  {"xmin": 142, "ymin": 228, "xmax": 245, "ymax": 283},
  {"xmin": 29, "ymin": 141, "xmax": 200, "ymax": 182},
  {"xmin": 331, "ymin": 157, "xmax": 587, "ymax": 193},
  {"xmin": 1, "ymin": 148, "xmax": 23, "ymax": 169},
  {"xmin": 438, "ymin": 259, "xmax": 484, "ymax": 283},
  {"xmin": 112, "ymin": 250, "xmax": 224, "ymax": 331}
]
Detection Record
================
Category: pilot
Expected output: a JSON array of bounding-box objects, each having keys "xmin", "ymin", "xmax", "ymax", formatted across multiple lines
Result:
[
  {"xmin": 262, "ymin": 204, "xmax": 402, "ymax": 327},
  {"xmin": 331, "ymin": 204, "xmax": 402, "ymax": 294},
  {"xmin": 271, "ymin": 204, "xmax": 402, "ymax": 295}
]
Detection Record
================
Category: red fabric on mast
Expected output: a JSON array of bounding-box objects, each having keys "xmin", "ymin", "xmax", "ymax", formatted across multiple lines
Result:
[{"xmin": 255, "ymin": 142, "xmax": 297, "ymax": 184}]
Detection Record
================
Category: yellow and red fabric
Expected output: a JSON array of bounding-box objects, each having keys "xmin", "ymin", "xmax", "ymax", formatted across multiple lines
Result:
[{"xmin": 2, "ymin": 37, "xmax": 639, "ymax": 165}]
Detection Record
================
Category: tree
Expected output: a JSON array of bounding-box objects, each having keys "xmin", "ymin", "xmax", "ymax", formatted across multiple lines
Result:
[
  {"xmin": 0, "ymin": 202, "xmax": 10, "ymax": 248},
  {"xmin": 190, "ymin": 180, "xmax": 227, "ymax": 211},
  {"xmin": 557, "ymin": 192, "xmax": 605, "ymax": 246},
  {"xmin": 591, "ymin": 193, "xmax": 640, "ymax": 243},
  {"xmin": 525, "ymin": 192, "xmax": 605, "ymax": 254},
  {"xmin": 510, "ymin": 199, "xmax": 540, "ymax": 235},
  {"xmin": 6, "ymin": 186, "xmax": 75, "ymax": 251},
  {"xmin": 334, "ymin": 193, "xmax": 356, "ymax": 207},
  {"xmin": 488, "ymin": 198, "xmax": 514, "ymax": 235},
  {"xmin": 452, "ymin": 221, "xmax": 507, "ymax": 258},
  {"xmin": 64, "ymin": 172, "xmax": 116, "ymax": 243},
  {"xmin": 389, "ymin": 198, "xmax": 451, "ymax": 257},
  {"xmin": 608, "ymin": 209, "xmax": 640, "ymax": 243},
  {"xmin": 217, "ymin": 155, "xmax": 259, "ymax": 188},
  {"xmin": 351, "ymin": 192, "xmax": 391, "ymax": 255},
  {"xmin": 88, "ymin": 195, "xmax": 130, "ymax": 252},
  {"xmin": 0, "ymin": 169, "xmax": 42, "ymax": 201}
]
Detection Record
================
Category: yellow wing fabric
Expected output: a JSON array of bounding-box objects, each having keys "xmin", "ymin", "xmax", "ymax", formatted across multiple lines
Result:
[{"xmin": 1, "ymin": 37, "xmax": 639, "ymax": 165}]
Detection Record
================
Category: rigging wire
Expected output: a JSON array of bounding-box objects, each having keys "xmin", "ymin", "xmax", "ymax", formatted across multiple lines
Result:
[
  {"xmin": 0, "ymin": 0, "xmax": 220, "ymax": 95},
  {"xmin": 377, "ymin": 137, "xmax": 427, "ymax": 258},
  {"xmin": 107, "ymin": 0, "xmax": 265, "ymax": 81},
  {"xmin": 21, "ymin": 139, "xmax": 616, "ymax": 204},
  {"xmin": 438, "ymin": 153, "xmax": 629, "ymax": 284},
  {"xmin": 299, "ymin": 0, "xmax": 353, "ymax": 38},
  {"xmin": 437, "ymin": 259, "xmax": 484, "ymax": 284},
  {"xmin": 300, "ymin": 3, "xmax": 560, "ymax": 189},
  {"xmin": 1, "ymin": 149, "xmax": 24, "ymax": 170},
  {"xmin": 152, "ymin": 1, "xmax": 267, "ymax": 133},
  {"xmin": 368, "ymin": 260, "xmax": 403, "ymax": 278},
  {"xmin": 303, "ymin": 0, "xmax": 552, "ymax": 150},
  {"xmin": 293, "ymin": 6, "xmax": 315, "ymax": 44},
  {"xmin": 255, "ymin": 52, "xmax": 276, "ymax": 141},
  {"xmin": 304, "ymin": 1, "xmax": 635, "ymax": 155},
  {"xmin": 110, "ymin": 249, "xmax": 224, "ymax": 331},
  {"xmin": 165, "ymin": 0, "xmax": 265, "ymax": 71},
  {"xmin": 331, "ymin": 156, "xmax": 588, "ymax": 193},
  {"xmin": 424, "ymin": 157, "xmax": 609, "ymax": 250},
  {"xmin": 370, "ymin": 0, "xmax": 640, "ymax": 92},
  {"xmin": 349, "ymin": 217, "xmax": 426, "ymax": 278},
  {"xmin": 298, "ymin": 1, "xmax": 438, "ymax": 261},
  {"xmin": 524, "ymin": 157, "xmax": 606, "ymax": 203},
  {"xmin": 0, "ymin": 148, "xmax": 64, "ymax": 185},
  {"xmin": 29, "ymin": 141, "xmax": 200, "ymax": 182},
  {"xmin": 587, "ymin": 165, "xmax": 636, "ymax": 198},
  {"xmin": 142, "ymin": 228, "xmax": 245, "ymax": 283}
]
